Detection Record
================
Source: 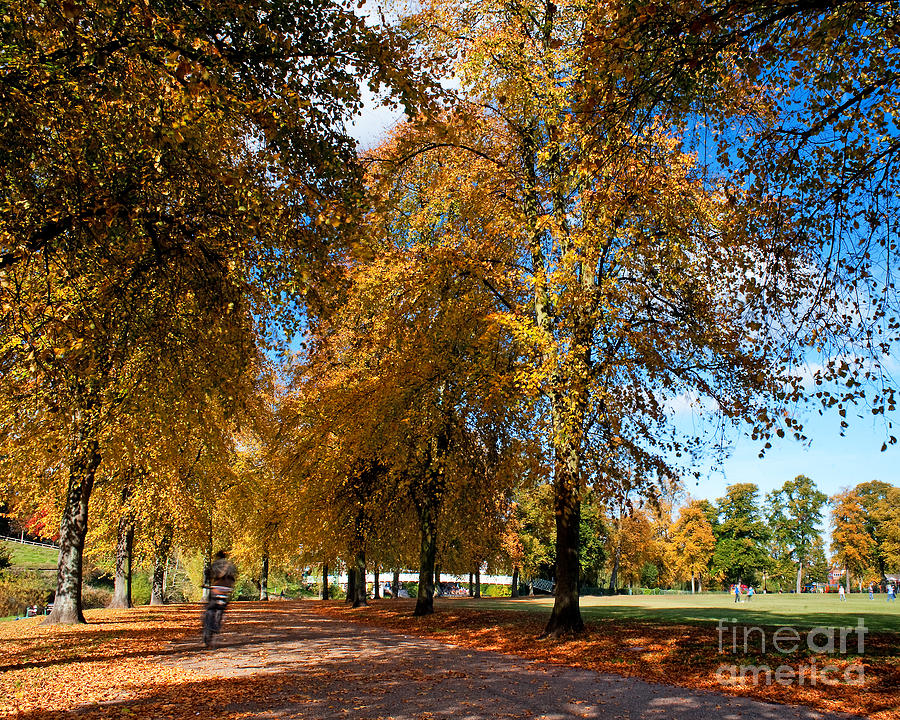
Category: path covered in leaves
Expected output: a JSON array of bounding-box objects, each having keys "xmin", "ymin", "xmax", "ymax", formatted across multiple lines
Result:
[
  {"xmin": 170, "ymin": 603, "xmax": 865, "ymax": 720},
  {"xmin": 0, "ymin": 602, "xmax": 875, "ymax": 720}
]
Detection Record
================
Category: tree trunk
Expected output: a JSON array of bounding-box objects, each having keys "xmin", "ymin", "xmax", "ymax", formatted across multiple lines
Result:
[
  {"xmin": 322, "ymin": 561, "xmax": 330, "ymax": 600},
  {"xmin": 352, "ymin": 550, "xmax": 367, "ymax": 608},
  {"xmin": 151, "ymin": 555, "xmax": 166, "ymax": 605},
  {"xmin": 608, "ymin": 533, "xmax": 621, "ymax": 593},
  {"xmin": 373, "ymin": 567, "xmax": 380, "ymax": 599},
  {"xmin": 511, "ymin": 566, "xmax": 520, "ymax": 598},
  {"xmin": 108, "ymin": 502, "xmax": 133, "ymax": 609},
  {"xmin": 392, "ymin": 568, "xmax": 399, "ymax": 599},
  {"xmin": 543, "ymin": 447, "xmax": 584, "ymax": 636},
  {"xmin": 260, "ymin": 553, "xmax": 269, "ymax": 601},
  {"xmin": 468, "ymin": 571, "xmax": 474, "ymax": 596},
  {"xmin": 796, "ymin": 564, "xmax": 803, "ymax": 595},
  {"xmin": 150, "ymin": 528, "xmax": 172, "ymax": 606},
  {"xmin": 474, "ymin": 566, "xmax": 481, "ymax": 598},
  {"xmin": 846, "ymin": 569, "xmax": 851, "ymax": 595},
  {"xmin": 411, "ymin": 428, "xmax": 446, "ymax": 618},
  {"xmin": 690, "ymin": 571, "xmax": 695, "ymax": 594},
  {"xmin": 45, "ymin": 425, "xmax": 101, "ymax": 625},
  {"xmin": 202, "ymin": 524, "xmax": 213, "ymax": 602},
  {"xmin": 414, "ymin": 502, "xmax": 438, "ymax": 616},
  {"xmin": 523, "ymin": 121, "xmax": 587, "ymax": 638},
  {"xmin": 434, "ymin": 565, "xmax": 441, "ymax": 595},
  {"xmin": 346, "ymin": 567, "xmax": 357, "ymax": 604}
]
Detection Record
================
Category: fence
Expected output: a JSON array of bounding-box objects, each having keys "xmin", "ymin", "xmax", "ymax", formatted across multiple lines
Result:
[
  {"xmin": 531, "ymin": 578, "xmax": 555, "ymax": 594},
  {"xmin": 0, "ymin": 534, "xmax": 59, "ymax": 550}
]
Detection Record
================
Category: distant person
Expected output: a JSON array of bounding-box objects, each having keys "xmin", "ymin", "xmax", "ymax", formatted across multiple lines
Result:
[
  {"xmin": 888, "ymin": 584, "xmax": 896, "ymax": 602},
  {"xmin": 869, "ymin": 584, "xmax": 875, "ymax": 599},
  {"xmin": 734, "ymin": 585, "xmax": 741, "ymax": 603},
  {"xmin": 839, "ymin": 585, "xmax": 846, "ymax": 601},
  {"xmin": 202, "ymin": 551, "xmax": 237, "ymax": 647},
  {"xmin": 747, "ymin": 586, "xmax": 754, "ymax": 601}
]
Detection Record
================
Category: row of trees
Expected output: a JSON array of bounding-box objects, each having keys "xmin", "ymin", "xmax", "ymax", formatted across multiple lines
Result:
[
  {"xmin": 2, "ymin": 0, "xmax": 899, "ymax": 637},
  {"xmin": 530, "ymin": 477, "xmax": 900, "ymax": 596},
  {"xmin": 281, "ymin": 0, "xmax": 900, "ymax": 635},
  {"xmin": 0, "ymin": 0, "xmax": 425, "ymax": 623}
]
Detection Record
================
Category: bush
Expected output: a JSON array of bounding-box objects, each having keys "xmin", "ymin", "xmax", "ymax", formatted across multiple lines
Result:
[
  {"xmin": 232, "ymin": 576, "xmax": 259, "ymax": 601},
  {"xmin": 0, "ymin": 570, "xmax": 54, "ymax": 616},
  {"xmin": 579, "ymin": 586, "xmax": 608, "ymax": 596},
  {"xmin": 481, "ymin": 583, "xmax": 511, "ymax": 597},
  {"xmin": 132, "ymin": 573, "xmax": 151, "ymax": 605},
  {"xmin": 164, "ymin": 583, "xmax": 193, "ymax": 603},
  {"xmin": 82, "ymin": 585, "xmax": 112, "ymax": 609},
  {"xmin": 287, "ymin": 582, "xmax": 318, "ymax": 599}
]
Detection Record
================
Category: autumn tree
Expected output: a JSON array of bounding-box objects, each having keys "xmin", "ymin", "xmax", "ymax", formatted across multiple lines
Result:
[
  {"xmin": 224, "ymin": 374, "xmax": 304, "ymax": 601},
  {"xmin": 513, "ymin": 481, "xmax": 556, "ymax": 588},
  {"xmin": 850, "ymin": 481, "xmax": 900, "ymax": 582},
  {"xmin": 609, "ymin": 509, "xmax": 657, "ymax": 591},
  {"xmin": 670, "ymin": 500, "xmax": 716, "ymax": 593},
  {"xmin": 287, "ymin": 200, "xmax": 531, "ymax": 614},
  {"xmin": 88, "ymin": 468, "xmax": 141, "ymax": 609},
  {"xmin": 366, "ymin": 0, "xmax": 900, "ymax": 636},
  {"xmin": 284, "ymin": 378, "xmax": 424, "ymax": 603},
  {"xmin": 499, "ymin": 505, "xmax": 526, "ymax": 596},
  {"xmin": 0, "ymin": 0, "xmax": 427, "ymax": 624},
  {"xmin": 830, "ymin": 488, "xmax": 875, "ymax": 592}
]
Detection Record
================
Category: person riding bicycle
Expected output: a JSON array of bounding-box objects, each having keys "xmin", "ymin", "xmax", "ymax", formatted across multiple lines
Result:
[{"xmin": 202, "ymin": 551, "xmax": 237, "ymax": 647}]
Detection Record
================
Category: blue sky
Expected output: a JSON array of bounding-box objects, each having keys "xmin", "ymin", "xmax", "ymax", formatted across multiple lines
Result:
[{"xmin": 688, "ymin": 406, "xmax": 898, "ymax": 504}]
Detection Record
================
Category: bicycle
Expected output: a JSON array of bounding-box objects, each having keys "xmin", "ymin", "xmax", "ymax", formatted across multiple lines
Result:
[{"xmin": 201, "ymin": 584, "xmax": 233, "ymax": 647}]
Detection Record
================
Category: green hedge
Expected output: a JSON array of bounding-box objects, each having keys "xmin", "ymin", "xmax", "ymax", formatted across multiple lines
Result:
[{"xmin": 132, "ymin": 574, "xmax": 152, "ymax": 605}]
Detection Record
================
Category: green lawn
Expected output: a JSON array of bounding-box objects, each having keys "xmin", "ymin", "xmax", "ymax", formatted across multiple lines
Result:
[
  {"xmin": 1, "ymin": 539, "xmax": 58, "ymax": 570},
  {"xmin": 448, "ymin": 592, "xmax": 900, "ymax": 634}
]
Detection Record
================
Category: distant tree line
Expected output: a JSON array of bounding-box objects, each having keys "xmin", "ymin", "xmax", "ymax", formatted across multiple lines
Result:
[{"xmin": 512, "ymin": 476, "xmax": 900, "ymax": 595}]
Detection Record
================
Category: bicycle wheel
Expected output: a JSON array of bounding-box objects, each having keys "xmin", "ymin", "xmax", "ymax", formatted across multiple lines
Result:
[{"xmin": 202, "ymin": 608, "xmax": 216, "ymax": 646}]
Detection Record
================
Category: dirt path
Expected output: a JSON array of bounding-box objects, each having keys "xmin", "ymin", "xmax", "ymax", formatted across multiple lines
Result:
[{"xmin": 162, "ymin": 604, "xmax": 861, "ymax": 720}]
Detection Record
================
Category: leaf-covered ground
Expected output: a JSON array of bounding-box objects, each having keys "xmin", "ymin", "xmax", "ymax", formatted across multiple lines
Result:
[
  {"xmin": 0, "ymin": 600, "xmax": 896, "ymax": 719},
  {"xmin": 313, "ymin": 599, "xmax": 900, "ymax": 719}
]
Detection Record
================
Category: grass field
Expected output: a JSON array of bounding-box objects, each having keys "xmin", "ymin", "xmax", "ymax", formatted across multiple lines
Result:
[
  {"xmin": 1, "ymin": 539, "xmax": 58, "ymax": 570},
  {"xmin": 447, "ymin": 592, "xmax": 900, "ymax": 634}
]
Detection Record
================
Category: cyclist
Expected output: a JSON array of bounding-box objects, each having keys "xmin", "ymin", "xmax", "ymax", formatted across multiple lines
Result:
[{"xmin": 202, "ymin": 551, "xmax": 237, "ymax": 647}]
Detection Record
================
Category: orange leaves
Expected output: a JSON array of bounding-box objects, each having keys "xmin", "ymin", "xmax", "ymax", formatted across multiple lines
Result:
[
  {"xmin": 0, "ymin": 607, "xmax": 201, "ymax": 717},
  {"xmin": 669, "ymin": 501, "xmax": 716, "ymax": 580}
]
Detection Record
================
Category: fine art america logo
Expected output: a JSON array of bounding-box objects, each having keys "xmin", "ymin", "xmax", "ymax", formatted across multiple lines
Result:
[{"xmin": 715, "ymin": 618, "xmax": 867, "ymax": 686}]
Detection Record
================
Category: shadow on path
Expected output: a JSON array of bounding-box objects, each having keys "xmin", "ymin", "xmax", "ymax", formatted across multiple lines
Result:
[{"xmin": 145, "ymin": 604, "xmax": 862, "ymax": 720}]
